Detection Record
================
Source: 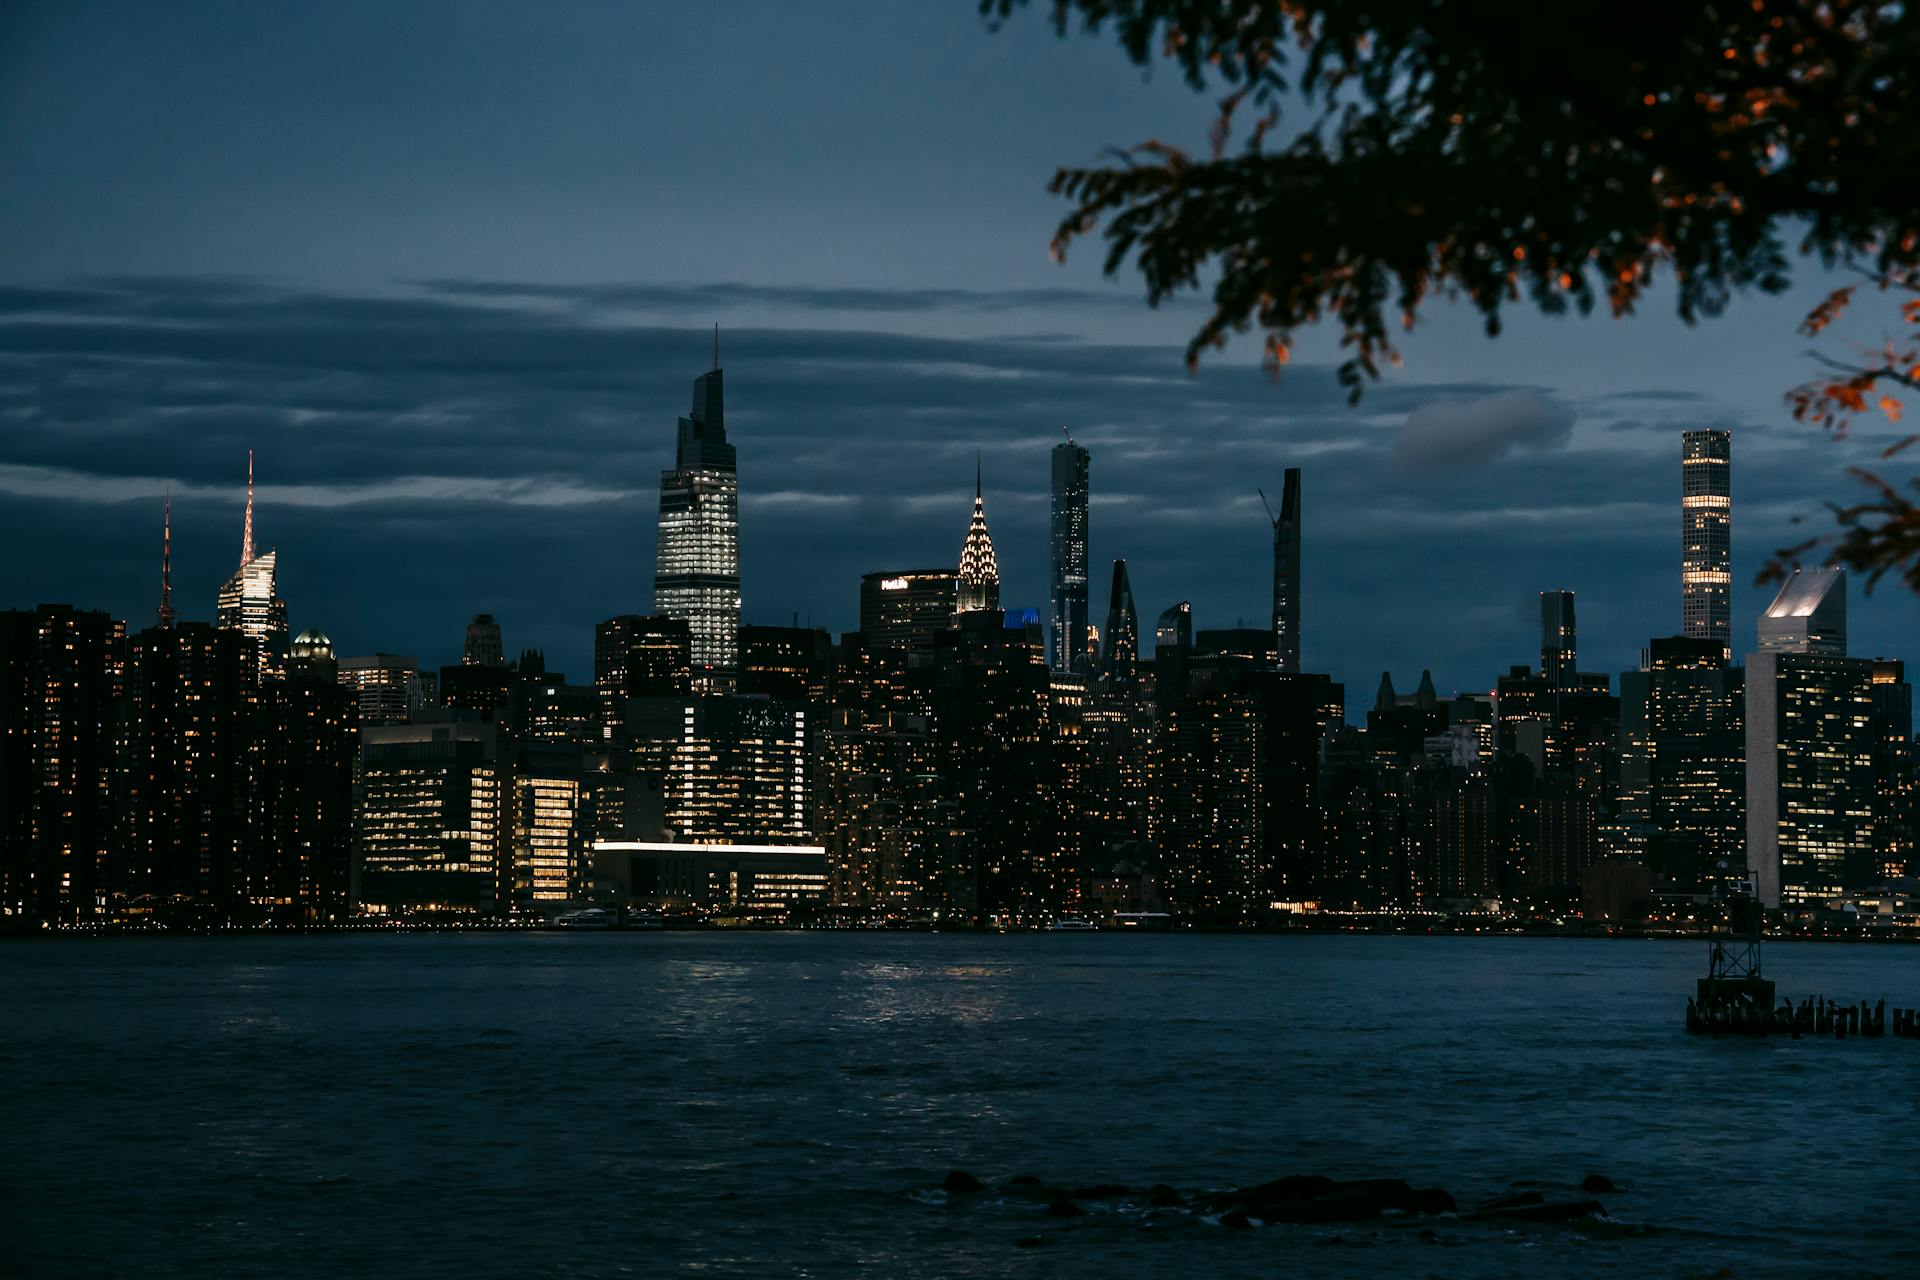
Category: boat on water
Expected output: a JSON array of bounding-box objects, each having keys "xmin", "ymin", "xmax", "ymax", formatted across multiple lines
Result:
[
  {"xmin": 1049, "ymin": 917, "xmax": 1096, "ymax": 931},
  {"xmin": 553, "ymin": 907, "xmax": 615, "ymax": 930}
]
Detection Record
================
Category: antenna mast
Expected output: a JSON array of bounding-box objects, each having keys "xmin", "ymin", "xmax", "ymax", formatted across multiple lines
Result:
[
  {"xmin": 157, "ymin": 490, "xmax": 175, "ymax": 629},
  {"xmin": 1258, "ymin": 487, "xmax": 1277, "ymax": 525},
  {"xmin": 241, "ymin": 450, "xmax": 255, "ymax": 567}
]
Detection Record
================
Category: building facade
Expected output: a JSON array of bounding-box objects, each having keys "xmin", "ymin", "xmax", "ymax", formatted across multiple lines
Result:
[
  {"xmin": 1681, "ymin": 428, "xmax": 1732, "ymax": 650},
  {"xmin": 1049, "ymin": 438, "xmax": 1090, "ymax": 674},
  {"xmin": 1271, "ymin": 467, "xmax": 1302, "ymax": 673},
  {"xmin": 653, "ymin": 335, "xmax": 741, "ymax": 686}
]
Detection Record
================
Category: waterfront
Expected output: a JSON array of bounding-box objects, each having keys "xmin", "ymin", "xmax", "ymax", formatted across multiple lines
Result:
[{"xmin": 3, "ymin": 934, "xmax": 1916, "ymax": 1278}]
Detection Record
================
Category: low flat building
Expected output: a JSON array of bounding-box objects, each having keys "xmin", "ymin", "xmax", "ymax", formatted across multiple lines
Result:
[{"xmin": 591, "ymin": 841, "xmax": 827, "ymax": 915}]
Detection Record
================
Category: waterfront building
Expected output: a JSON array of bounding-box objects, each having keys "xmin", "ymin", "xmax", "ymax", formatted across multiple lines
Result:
[
  {"xmin": 119, "ymin": 622, "xmax": 259, "ymax": 921},
  {"xmin": 1097, "ymin": 560, "xmax": 1139, "ymax": 690},
  {"xmin": 463, "ymin": 614, "xmax": 504, "ymax": 668},
  {"xmin": 0, "ymin": 605, "xmax": 124, "ymax": 924},
  {"xmin": 620, "ymin": 695, "xmax": 814, "ymax": 844},
  {"xmin": 358, "ymin": 721, "xmax": 510, "ymax": 914},
  {"xmin": 591, "ymin": 841, "xmax": 829, "ymax": 916},
  {"xmin": 1049, "ymin": 437, "xmax": 1091, "ymax": 674},
  {"xmin": 255, "ymin": 631, "xmax": 357, "ymax": 921},
  {"xmin": 1618, "ymin": 636, "xmax": 1746, "ymax": 889},
  {"xmin": 337, "ymin": 653, "xmax": 425, "ymax": 725},
  {"xmin": 1681, "ymin": 428, "xmax": 1732, "ymax": 651},
  {"xmin": 653, "ymin": 330, "xmax": 741, "ymax": 688},
  {"xmin": 214, "ymin": 453, "xmax": 288, "ymax": 681},
  {"xmin": 1746, "ymin": 569, "xmax": 1877, "ymax": 907},
  {"xmin": 1269, "ymin": 467, "xmax": 1302, "ymax": 673},
  {"xmin": 859, "ymin": 570, "xmax": 959, "ymax": 660},
  {"xmin": 1870, "ymin": 660, "xmax": 1915, "ymax": 881},
  {"xmin": 955, "ymin": 463, "xmax": 1001, "ymax": 616},
  {"xmin": 511, "ymin": 751, "xmax": 588, "ymax": 909}
]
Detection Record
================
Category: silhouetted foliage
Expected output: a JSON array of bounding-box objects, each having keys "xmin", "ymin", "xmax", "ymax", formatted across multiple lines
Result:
[{"xmin": 987, "ymin": 0, "xmax": 1920, "ymax": 582}]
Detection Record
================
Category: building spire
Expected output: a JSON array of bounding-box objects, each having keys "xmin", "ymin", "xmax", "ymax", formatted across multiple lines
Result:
[
  {"xmin": 241, "ymin": 450, "xmax": 255, "ymax": 567},
  {"xmin": 975, "ymin": 451, "xmax": 982, "ymax": 499},
  {"xmin": 712, "ymin": 323, "xmax": 719, "ymax": 371},
  {"xmin": 157, "ymin": 490, "xmax": 176, "ymax": 629}
]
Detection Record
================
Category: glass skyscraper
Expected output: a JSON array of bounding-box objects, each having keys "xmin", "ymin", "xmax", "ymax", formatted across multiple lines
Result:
[
  {"xmin": 1681, "ymin": 429, "xmax": 1731, "ymax": 650},
  {"xmin": 654, "ymin": 331, "xmax": 740, "ymax": 688},
  {"xmin": 1049, "ymin": 438, "xmax": 1090, "ymax": 673}
]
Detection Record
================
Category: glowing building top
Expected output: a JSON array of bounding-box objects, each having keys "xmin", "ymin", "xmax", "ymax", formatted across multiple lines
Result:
[{"xmin": 957, "ymin": 459, "xmax": 1000, "ymax": 615}]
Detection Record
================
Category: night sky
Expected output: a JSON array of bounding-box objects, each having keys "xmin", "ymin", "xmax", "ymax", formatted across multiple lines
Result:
[{"xmin": 4, "ymin": 1, "xmax": 1917, "ymax": 711}]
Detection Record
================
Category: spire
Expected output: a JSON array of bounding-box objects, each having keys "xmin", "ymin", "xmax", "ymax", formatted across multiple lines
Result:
[
  {"xmin": 1375, "ymin": 671, "xmax": 1397, "ymax": 711},
  {"xmin": 957, "ymin": 462, "xmax": 1000, "ymax": 614},
  {"xmin": 712, "ymin": 323, "xmax": 720, "ymax": 371},
  {"xmin": 157, "ymin": 491, "xmax": 175, "ymax": 630},
  {"xmin": 241, "ymin": 450, "xmax": 255, "ymax": 567}
]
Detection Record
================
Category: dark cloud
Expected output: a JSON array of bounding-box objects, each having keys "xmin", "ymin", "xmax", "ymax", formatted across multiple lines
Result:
[
  {"xmin": 3, "ymin": 274, "xmax": 1915, "ymax": 706},
  {"xmin": 1393, "ymin": 389, "xmax": 1577, "ymax": 470}
]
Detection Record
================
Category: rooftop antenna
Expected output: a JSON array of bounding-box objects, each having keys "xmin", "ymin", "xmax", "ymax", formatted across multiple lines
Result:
[
  {"xmin": 975, "ymin": 450, "xmax": 982, "ymax": 498},
  {"xmin": 1258, "ymin": 487, "xmax": 1277, "ymax": 525},
  {"xmin": 157, "ymin": 489, "xmax": 175, "ymax": 629},
  {"xmin": 712, "ymin": 323, "xmax": 720, "ymax": 371},
  {"xmin": 241, "ymin": 450, "xmax": 255, "ymax": 567},
  {"xmin": 1061, "ymin": 423, "xmax": 1074, "ymax": 446}
]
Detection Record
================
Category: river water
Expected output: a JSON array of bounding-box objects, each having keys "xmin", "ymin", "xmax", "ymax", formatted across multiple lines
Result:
[{"xmin": 2, "ymin": 933, "xmax": 1915, "ymax": 1278}]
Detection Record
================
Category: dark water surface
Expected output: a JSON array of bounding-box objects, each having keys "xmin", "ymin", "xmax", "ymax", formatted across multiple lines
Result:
[{"xmin": 3, "ymin": 934, "xmax": 1916, "ymax": 1278}]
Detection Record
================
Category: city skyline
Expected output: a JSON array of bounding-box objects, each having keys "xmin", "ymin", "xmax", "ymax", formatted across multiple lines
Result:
[{"xmin": 6, "ymin": 5, "xmax": 1920, "ymax": 704}]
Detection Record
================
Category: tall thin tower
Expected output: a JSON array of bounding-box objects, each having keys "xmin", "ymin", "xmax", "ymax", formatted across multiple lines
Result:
[
  {"xmin": 156, "ymin": 492, "xmax": 176, "ymax": 629},
  {"xmin": 1049, "ymin": 431, "xmax": 1090, "ymax": 673},
  {"xmin": 1682, "ymin": 429, "xmax": 1731, "ymax": 651},
  {"xmin": 957, "ymin": 457, "xmax": 1001, "ymax": 615},
  {"xmin": 653, "ymin": 326, "xmax": 741, "ymax": 688},
  {"xmin": 215, "ymin": 453, "xmax": 288, "ymax": 679},
  {"xmin": 1265, "ymin": 468, "xmax": 1303, "ymax": 673}
]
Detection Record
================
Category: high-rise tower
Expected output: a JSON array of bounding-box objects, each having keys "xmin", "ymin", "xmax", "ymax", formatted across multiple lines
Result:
[
  {"xmin": 1541, "ymin": 590, "xmax": 1576, "ymax": 687},
  {"xmin": 214, "ymin": 452, "xmax": 288, "ymax": 680},
  {"xmin": 1049, "ymin": 435, "xmax": 1090, "ymax": 673},
  {"xmin": 1098, "ymin": 559, "xmax": 1139, "ymax": 689},
  {"xmin": 956, "ymin": 459, "xmax": 1000, "ymax": 615},
  {"xmin": 1682, "ymin": 429, "xmax": 1731, "ymax": 650},
  {"xmin": 156, "ymin": 492, "xmax": 176, "ymax": 629},
  {"xmin": 654, "ymin": 326, "xmax": 741, "ymax": 688},
  {"xmin": 1266, "ymin": 469, "xmax": 1302, "ymax": 673}
]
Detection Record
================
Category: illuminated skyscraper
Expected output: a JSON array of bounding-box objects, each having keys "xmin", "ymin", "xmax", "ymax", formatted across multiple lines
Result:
[
  {"xmin": 1268, "ymin": 467, "xmax": 1302, "ymax": 673},
  {"xmin": 1049, "ymin": 436, "xmax": 1090, "ymax": 673},
  {"xmin": 956, "ymin": 460, "xmax": 1000, "ymax": 615},
  {"xmin": 654, "ymin": 327, "xmax": 741, "ymax": 687},
  {"xmin": 860, "ymin": 569, "xmax": 959, "ymax": 659},
  {"xmin": 214, "ymin": 452, "xmax": 288, "ymax": 681},
  {"xmin": 1746, "ymin": 569, "xmax": 1877, "ymax": 907},
  {"xmin": 1682, "ymin": 429, "xmax": 1731, "ymax": 650},
  {"xmin": 1098, "ymin": 559, "xmax": 1139, "ymax": 690},
  {"xmin": 464, "ymin": 614, "xmax": 504, "ymax": 667}
]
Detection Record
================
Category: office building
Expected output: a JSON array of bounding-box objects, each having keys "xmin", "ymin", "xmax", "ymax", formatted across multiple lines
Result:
[
  {"xmin": 255, "ymin": 631, "xmax": 357, "ymax": 921},
  {"xmin": 1682, "ymin": 429, "xmax": 1732, "ymax": 649},
  {"xmin": 653, "ymin": 329, "xmax": 741, "ymax": 686},
  {"xmin": 337, "ymin": 654, "xmax": 426, "ymax": 725},
  {"xmin": 358, "ymin": 721, "xmax": 510, "ymax": 914},
  {"xmin": 1746, "ymin": 569, "xmax": 1877, "ymax": 907},
  {"xmin": 1270, "ymin": 467, "xmax": 1302, "ymax": 672},
  {"xmin": 1870, "ymin": 660, "xmax": 1915, "ymax": 880},
  {"xmin": 859, "ymin": 570, "xmax": 959, "ymax": 660},
  {"xmin": 1049, "ymin": 437, "xmax": 1091, "ymax": 673},
  {"xmin": 621, "ymin": 695, "xmax": 814, "ymax": 844},
  {"xmin": 214, "ymin": 453, "xmax": 288, "ymax": 681}
]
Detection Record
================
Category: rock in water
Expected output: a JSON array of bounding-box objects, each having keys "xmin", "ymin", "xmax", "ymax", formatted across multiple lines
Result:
[
  {"xmin": 943, "ymin": 1170, "xmax": 984, "ymax": 1193},
  {"xmin": 1219, "ymin": 1210, "xmax": 1253, "ymax": 1229},
  {"xmin": 1474, "ymin": 1190, "xmax": 1545, "ymax": 1213},
  {"xmin": 1005, "ymin": 1175, "xmax": 1043, "ymax": 1187},
  {"xmin": 1147, "ymin": 1184, "xmax": 1184, "ymax": 1208},
  {"xmin": 1072, "ymin": 1183, "xmax": 1132, "ymax": 1199},
  {"xmin": 1046, "ymin": 1194, "xmax": 1084, "ymax": 1218},
  {"xmin": 1579, "ymin": 1174, "xmax": 1619, "ymax": 1193}
]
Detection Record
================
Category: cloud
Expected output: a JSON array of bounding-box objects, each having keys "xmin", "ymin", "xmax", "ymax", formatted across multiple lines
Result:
[{"xmin": 1393, "ymin": 389, "xmax": 1577, "ymax": 470}]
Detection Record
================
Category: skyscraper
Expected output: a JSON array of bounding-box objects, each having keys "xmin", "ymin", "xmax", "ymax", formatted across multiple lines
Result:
[
  {"xmin": 956, "ymin": 461, "xmax": 1000, "ymax": 615},
  {"xmin": 215, "ymin": 452, "xmax": 289, "ymax": 681},
  {"xmin": 1682, "ymin": 429, "xmax": 1732, "ymax": 650},
  {"xmin": 1619, "ymin": 636, "xmax": 1745, "ymax": 889},
  {"xmin": 860, "ymin": 570, "xmax": 960, "ymax": 659},
  {"xmin": 1269, "ymin": 468, "xmax": 1302, "ymax": 673},
  {"xmin": 1098, "ymin": 559, "xmax": 1139, "ymax": 690},
  {"xmin": 654, "ymin": 327, "xmax": 741, "ymax": 687},
  {"xmin": 1746, "ymin": 569, "xmax": 1877, "ymax": 907},
  {"xmin": 1541, "ymin": 590, "xmax": 1576, "ymax": 688},
  {"xmin": 464, "ymin": 614, "xmax": 504, "ymax": 667},
  {"xmin": 1049, "ymin": 436, "xmax": 1090, "ymax": 673}
]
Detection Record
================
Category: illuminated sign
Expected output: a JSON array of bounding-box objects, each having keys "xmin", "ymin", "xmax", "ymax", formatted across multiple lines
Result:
[{"xmin": 879, "ymin": 577, "xmax": 909, "ymax": 591}]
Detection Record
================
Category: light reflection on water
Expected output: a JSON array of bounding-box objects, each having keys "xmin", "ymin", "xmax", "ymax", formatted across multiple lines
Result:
[{"xmin": 2, "ymin": 933, "xmax": 1917, "ymax": 1279}]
